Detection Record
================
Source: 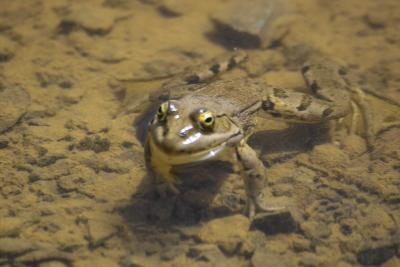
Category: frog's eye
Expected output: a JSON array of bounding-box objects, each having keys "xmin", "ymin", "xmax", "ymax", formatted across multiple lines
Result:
[
  {"xmin": 157, "ymin": 102, "xmax": 169, "ymax": 122},
  {"xmin": 196, "ymin": 110, "xmax": 215, "ymax": 131}
]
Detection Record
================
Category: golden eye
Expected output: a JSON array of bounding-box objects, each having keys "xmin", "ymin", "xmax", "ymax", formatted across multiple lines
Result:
[
  {"xmin": 157, "ymin": 102, "xmax": 169, "ymax": 121},
  {"xmin": 196, "ymin": 110, "xmax": 215, "ymax": 130}
]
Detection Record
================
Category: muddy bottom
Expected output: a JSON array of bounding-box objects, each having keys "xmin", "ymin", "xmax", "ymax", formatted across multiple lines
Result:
[{"xmin": 0, "ymin": 0, "xmax": 400, "ymax": 266}]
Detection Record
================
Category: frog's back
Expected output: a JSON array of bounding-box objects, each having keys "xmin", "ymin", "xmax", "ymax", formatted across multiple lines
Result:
[{"xmin": 192, "ymin": 78, "xmax": 264, "ymax": 116}]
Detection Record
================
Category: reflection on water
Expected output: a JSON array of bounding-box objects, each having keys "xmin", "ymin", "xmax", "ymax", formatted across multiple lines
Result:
[{"xmin": 0, "ymin": 0, "xmax": 399, "ymax": 266}]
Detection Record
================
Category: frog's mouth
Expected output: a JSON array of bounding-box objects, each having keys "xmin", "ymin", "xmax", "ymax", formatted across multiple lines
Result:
[{"xmin": 147, "ymin": 131, "xmax": 242, "ymax": 166}]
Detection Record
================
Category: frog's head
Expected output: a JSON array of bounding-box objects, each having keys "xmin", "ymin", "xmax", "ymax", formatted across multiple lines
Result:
[{"xmin": 147, "ymin": 96, "xmax": 242, "ymax": 164}]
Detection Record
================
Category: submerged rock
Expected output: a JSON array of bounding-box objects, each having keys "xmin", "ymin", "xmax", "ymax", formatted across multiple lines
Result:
[
  {"xmin": 87, "ymin": 220, "xmax": 118, "ymax": 248},
  {"xmin": 209, "ymin": 0, "xmax": 288, "ymax": 48},
  {"xmin": 0, "ymin": 136, "xmax": 8, "ymax": 148},
  {"xmin": 251, "ymin": 210, "xmax": 298, "ymax": 235},
  {"xmin": 187, "ymin": 244, "xmax": 225, "ymax": 263},
  {"xmin": 0, "ymin": 36, "xmax": 16, "ymax": 62},
  {"xmin": 0, "ymin": 217, "xmax": 24, "ymax": 238},
  {"xmin": 57, "ymin": 4, "xmax": 126, "ymax": 35},
  {"xmin": 357, "ymin": 242, "xmax": 399, "ymax": 266},
  {"xmin": 0, "ymin": 238, "xmax": 36, "ymax": 256},
  {"xmin": 0, "ymin": 86, "xmax": 30, "ymax": 133},
  {"xmin": 15, "ymin": 249, "xmax": 72, "ymax": 266}
]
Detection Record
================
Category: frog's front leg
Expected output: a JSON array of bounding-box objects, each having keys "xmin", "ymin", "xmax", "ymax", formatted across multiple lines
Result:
[
  {"xmin": 151, "ymin": 163, "xmax": 181, "ymax": 196},
  {"xmin": 145, "ymin": 141, "xmax": 180, "ymax": 197},
  {"xmin": 236, "ymin": 140, "xmax": 285, "ymax": 218}
]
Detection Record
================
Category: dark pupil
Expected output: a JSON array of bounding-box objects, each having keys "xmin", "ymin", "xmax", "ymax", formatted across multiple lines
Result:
[{"xmin": 205, "ymin": 117, "xmax": 213, "ymax": 123}]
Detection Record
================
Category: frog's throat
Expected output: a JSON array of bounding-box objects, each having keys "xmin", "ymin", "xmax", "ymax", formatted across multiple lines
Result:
[{"xmin": 148, "ymin": 135, "xmax": 237, "ymax": 172}]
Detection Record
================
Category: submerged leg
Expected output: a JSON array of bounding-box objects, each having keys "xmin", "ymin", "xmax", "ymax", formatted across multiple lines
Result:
[
  {"xmin": 349, "ymin": 101, "xmax": 360, "ymax": 135},
  {"xmin": 261, "ymin": 86, "xmax": 344, "ymax": 124},
  {"xmin": 261, "ymin": 57, "xmax": 352, "ymax": 124},
  {"xmin": 236, "ymin": 141, "xmax": 285, "ymax": 218},
  {"xmin": 162, "ymin": 50, "xmax": 248, "ymax": 89},
  {"xmin": 260, "ymin": 56, "xmax": 376, "ymax": 148}
]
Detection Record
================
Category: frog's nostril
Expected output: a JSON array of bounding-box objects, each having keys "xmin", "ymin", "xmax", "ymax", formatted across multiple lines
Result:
[
  {"xmin": 179, "ymin": 125, "xmax": 193, "ymax": 138},
  {"xmin": 163, "ymin": 127, "xmax": 169, "ymax": 136}
]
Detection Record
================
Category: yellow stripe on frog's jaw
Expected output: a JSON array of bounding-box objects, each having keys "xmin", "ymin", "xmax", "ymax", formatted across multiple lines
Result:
[{"xmin": 148, "ymin": 131, "xmax": 242, "ymax": 164}]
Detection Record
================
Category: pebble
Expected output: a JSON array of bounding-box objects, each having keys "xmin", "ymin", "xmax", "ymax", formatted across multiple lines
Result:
[
  {"xmin": 58, "ymin": 5, "xmax": 119, "ymax": 35},
  {"xmin": 357, "ymin": 242, "xmax": 398, "ymax": 266},
  {"xmin": 381, "ymin": 256, "xmax": 400, "ymax": 267},
  {"xmin": 187, "ymin": 244, "xmax": 225, "ymax": 263},
  {"xmin": 210, "ymin": 0, "xmax": 285, "ymax": 48},
  {"xmin": 0, "ymin": 238, "xmax": 36, "ymax": 255},
  {"xmin": 15, "ymin": 249, "xmax": 72, "ymax": 265},
  {"xmin": 341, "ymin": 135, "xmax": 367, "ymax": 157},
  {"xmin": 197, "ymin": 214, "xmax": 250, "ymax": 255},
  {"xmin": 39, "ymin": 261, "xmax": 69, "ymax": 267},
  {"xmin": 301, "ymin": 221, "xmax": 332, "ymax": 240},
  {"xmin": 0, "ymin": 36, "xmax": 15, "ymax": 62},
  {"xmin": 0, "ymin": 136, "xmax": 9, "ymax": 149},
  {"xmin": 0, "ymin": 217, "xmax": 23, "ymax": 238},
  {"xmin": 0, "ymin": 87, "xmax": 30, "ymax": 133},
  {"xmin": 251, "ymin": 210, "xmax": 298, "ymax": 235},
  {"xmin": 309, "ymin": 143, "xmax": 349, "ymax": 170},
  {"xmin": 87, "ymin": 220, "xmax": 118, "ymax": 248},
  {"xmin": 251, "ymin": 249, "xmax": 293, "ymax": 267}
]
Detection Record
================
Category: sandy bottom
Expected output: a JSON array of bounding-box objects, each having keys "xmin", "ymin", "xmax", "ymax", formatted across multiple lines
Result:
[{"xmin": 0, "ymin": 0, "xmax": 400, "ymax": 266}]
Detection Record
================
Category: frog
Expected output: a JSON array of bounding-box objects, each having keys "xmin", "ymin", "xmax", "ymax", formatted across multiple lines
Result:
[{"xmin": 137, "ymin": 50, "xmax": 373, "ymax": 218}]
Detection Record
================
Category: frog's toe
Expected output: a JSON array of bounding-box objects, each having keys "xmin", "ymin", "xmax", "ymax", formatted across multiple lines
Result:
[
  {"xmin": 246, "ymin": 198, "xmax": 286, "ymax": 218},
  {"xmin": 256, "ymin": 204, "xmax": 287, "ymax": 213},
  {"xmin": 254, "ymin": 197, "xmax": 286, "ymax": 214},
  {"xmin": 246, "ymin": 199, "xmax": 257, "ymax": 219}
]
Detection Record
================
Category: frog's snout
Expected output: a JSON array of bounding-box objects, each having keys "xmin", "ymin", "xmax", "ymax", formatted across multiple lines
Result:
[{"xmin": 178, "ymin": 124, "xmax": 194, "ymax": 138}]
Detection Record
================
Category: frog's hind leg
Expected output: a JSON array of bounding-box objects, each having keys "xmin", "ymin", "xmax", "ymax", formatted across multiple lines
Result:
[
  {"xmin": 261, "ymin": 86, "xmax": 349, "ymax": 124},
  {"xmin": 349, "ymin": 86, "xmax": 375, "ymax": 150},
  {"xmin": 162, "ymin": 50, "xmax": 248, "ymax": 89},
  {"xmin": 303, "ymin": 59, "xmax": 375, "ymax": 149},
  {"xmin": 236, "ymin": 141, "xmax": 285, "ymax": 218},
  {"xmin": 260, "ymin": 58, "xmax": 363, "ymax": 142}
]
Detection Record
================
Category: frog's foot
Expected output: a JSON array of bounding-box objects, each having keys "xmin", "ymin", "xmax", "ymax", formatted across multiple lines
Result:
[
  {"xmin": 247, "ymin": 198, "xmax": 257, "ymax": 219},
  {"xmin": 246, "ymin": 196, "xmax": 286, "ymax": 219}
]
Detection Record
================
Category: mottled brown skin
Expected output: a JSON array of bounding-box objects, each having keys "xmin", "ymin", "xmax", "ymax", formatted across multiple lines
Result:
[{"xmin": 144, "ymin": 51, "xmax": 371, "ymax": 217}]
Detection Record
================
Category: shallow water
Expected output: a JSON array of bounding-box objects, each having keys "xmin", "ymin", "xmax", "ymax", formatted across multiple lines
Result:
[{"xmin": 0, "ymin": 0, "xmax": 400, "ymax": 266}]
